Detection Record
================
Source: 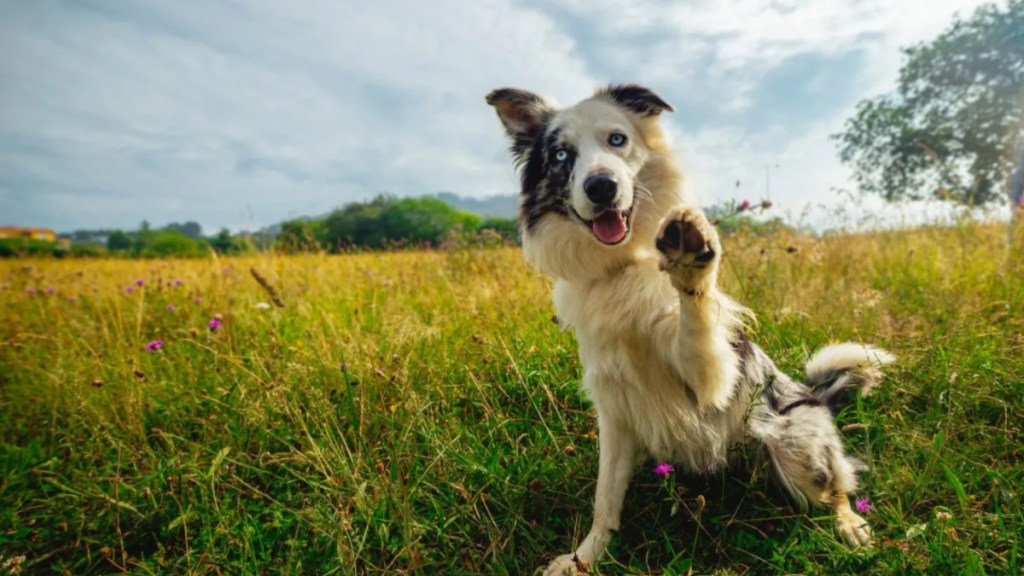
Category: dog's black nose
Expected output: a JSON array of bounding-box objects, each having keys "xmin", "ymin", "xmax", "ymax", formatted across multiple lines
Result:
[{"xmin": 584, "ymin": 172, "xmax": 618, "ymax": 206}]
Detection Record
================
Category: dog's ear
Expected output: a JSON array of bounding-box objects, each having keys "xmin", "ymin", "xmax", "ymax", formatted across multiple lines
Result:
[
  {"xmin": 601, "ymin": 84, "xmax": 674, "ymax": 117},
  {"xmin": 486, "ymin": 88, "xmax": 554, "ymax": 141}
]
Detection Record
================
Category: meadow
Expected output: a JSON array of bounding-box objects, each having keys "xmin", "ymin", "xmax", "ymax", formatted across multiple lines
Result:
[{"xmin": 1, "ymin": 221, "xmax": 1022, "ymax": 575}]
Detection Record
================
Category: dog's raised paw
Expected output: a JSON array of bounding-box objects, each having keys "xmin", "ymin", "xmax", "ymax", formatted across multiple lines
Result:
[{"xmin": 656, "ymin": 207, "xmax": 720, "ymax": 294}]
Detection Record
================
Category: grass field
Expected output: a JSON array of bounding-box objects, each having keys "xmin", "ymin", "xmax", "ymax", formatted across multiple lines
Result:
[{"xmin": 1, "ymin": 221, "xmax": 1022, "ymax": 575}]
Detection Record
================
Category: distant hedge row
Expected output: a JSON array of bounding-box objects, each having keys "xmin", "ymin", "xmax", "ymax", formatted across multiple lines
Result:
[
  {"xmin": 3, "ymin": 196, "xmax": 519, "ymax": 258},
  {"xmin": 0, "ymin": 230, "xmax": 255, "ymax": 259}
]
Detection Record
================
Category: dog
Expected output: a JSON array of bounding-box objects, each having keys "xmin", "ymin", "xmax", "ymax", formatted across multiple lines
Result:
[{"xmin": 485, "ymin": 84, "xmax": 894, "ymax": 575}]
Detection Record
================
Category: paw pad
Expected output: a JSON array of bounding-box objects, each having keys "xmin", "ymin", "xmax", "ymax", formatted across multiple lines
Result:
[{"xmin": 657, "ymin": 215, "xmax": 711, "ymax": 256}]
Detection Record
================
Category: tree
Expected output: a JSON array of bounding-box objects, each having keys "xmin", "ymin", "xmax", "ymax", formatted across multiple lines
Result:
[
  {"xmin": 322, "ymin": 195, "xmax": 396, "ymax": 250},
  {"xmin": 134, "ymin": 220, "xmax": 154, "ymax": 254},
  {"xmin": 208, "ymin": 228, "xmax": 253, "ymax": 254},
  {"xmin": 165, "ymin": 221, "xmax": 203, "ymax": 239},
  {"xmin": 834, "ymin": 0, "xmax": 1024, "ymax": 206},
  {"xmin": 107, "ymin": 230, "xmax": 132, "ymax": 252},
  {"xmin": 275, "ymin": 219, "xmax": 324, "ymax": 253},
  {"xmin": 379, "ymin": 197, "xmax": 481, "ymax": 246},
  {"xmin": 143, "ymin": 230, "xmax": 207, "ymax": 257}
]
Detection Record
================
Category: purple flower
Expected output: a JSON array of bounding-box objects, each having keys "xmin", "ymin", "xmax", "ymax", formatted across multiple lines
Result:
[
  {"xmin": 653, "ymin": 462, "xmax": 674, "ymax": 479},
  {"xmin": 135, "ymin": 278, "xmax": 145, "ymax": 286},
  {"xmin": 172, "ymin": 279, "xmax": 184, "ymax": 287},
  {"xmin": 125, "ymin": 286, "xmax": 135, "ymax": 294},
  {"xmin": 45, "ymin": 287, "xmax": 56, "ymax": 295},
  {"xmin": 208, "ymin": 317, "xmax": 222, "ymax": 331},
  {"xmin": 25, "ymin": 287, "xmax": 37, "ymax": 295},
  {"xmin": 166, "ymin": 304, "xmax": 177, "ymax": 312},
  {"xmin": 145, "ymin": 340, "xmax": 164, "ymax": 353},
  {"xmin": 855, "ymin": 497, "xmax": 873, "ymax": 514},
  {"xmin": 738, "ymin": 199, "xmax": 751, "ymax": 212},
  {"xmin": 193, "ymin": 296, "xmax": 202, "ymax": 304}
]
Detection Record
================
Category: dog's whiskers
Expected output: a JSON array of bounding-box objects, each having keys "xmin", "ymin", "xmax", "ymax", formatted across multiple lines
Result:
[{"xmin": 633, "ymin": 183, "xmax": 655, "ymax": 204}]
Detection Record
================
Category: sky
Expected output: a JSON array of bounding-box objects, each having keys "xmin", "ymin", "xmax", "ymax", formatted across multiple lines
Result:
[{"xmin": 0, "ymin": 0, "xmax": 993, "ymax": 233}]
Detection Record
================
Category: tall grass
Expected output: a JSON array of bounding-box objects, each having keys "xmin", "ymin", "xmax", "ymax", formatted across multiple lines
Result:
[{"xmin": 1, "ymin": 221, "xmax": 1021, "ymax": 575}]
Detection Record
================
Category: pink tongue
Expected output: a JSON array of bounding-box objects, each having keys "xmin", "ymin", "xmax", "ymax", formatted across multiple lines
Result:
[{"xmin": 592, "ymin": 211, "xmax": 627, "ymax": 244}]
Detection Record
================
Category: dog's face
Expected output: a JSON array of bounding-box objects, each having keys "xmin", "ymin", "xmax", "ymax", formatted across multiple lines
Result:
[{"xmin": 487, "ymin": 85, "xmax": 682, "ymax": 278}]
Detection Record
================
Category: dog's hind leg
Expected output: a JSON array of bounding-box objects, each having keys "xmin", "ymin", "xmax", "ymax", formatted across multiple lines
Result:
[
  {"xmin": 750, "ymin": 400, "xmax": 873, "ymax": 547},
  {"xmin": 545, "ymin": 410, "xmax": 638, "ymax": 576}
]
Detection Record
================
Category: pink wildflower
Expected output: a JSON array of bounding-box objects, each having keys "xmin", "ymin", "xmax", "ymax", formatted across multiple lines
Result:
[
  {"xmin": 653, "ymin": 462, "xmax": 674, "ymax": 479},
  {"xmin": 738, "ymin": 199, "xmax": 751, "ymax": 212},
  {"xmin": 124, "ymin": 286, "xmax": 135, "ymax": 294},
  {"xmin": 135, "ymin": 278, "xmax": 145, "ymax": 286},
  {"xmin": 25, "ymin": 287, "xmax": 37, "ymax": 295},
  {"xmin": 208, "ymin": 317, "xmax": 222, "ymax": 331},
  {"xmin": 166, "ymin": 304, "xmax": 177, "ymax": 312},
  {"xmin": 45, "ymin": 287, "xmax": 56, "ymax": 295},
  {"xmin": 855, "ymin": 497, "xmax": 873, "ymax": 514},
  {"xmin": 145, "ymin": 340, "xmax": 164, "ymax": 353}
]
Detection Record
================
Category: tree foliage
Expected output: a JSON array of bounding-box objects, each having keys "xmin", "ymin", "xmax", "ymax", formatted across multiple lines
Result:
[
  {"xmin": 278, "ymin": 195, "xmax": 505, "ymax": 253},
  {"xmin": 275, "ymin": 219, "xmax": 325, "ymax": 254},
  {"xmin": 164, "ymin": 221, "xmax": 203, "ymax": 239},
  {"xmin": 208, "ymin": 228, "xmax": 255, "ymax": 254},
  {"xmin": 141, "ymin": 230, "xmax": 208, "ymax": 257},
  {"xmin": 106, "ymin": 230, "xmax": 132, "ymax": 251},
  {"xmin": 834, "ymin": 0, "xmax": 1024, "ymax": 206}
]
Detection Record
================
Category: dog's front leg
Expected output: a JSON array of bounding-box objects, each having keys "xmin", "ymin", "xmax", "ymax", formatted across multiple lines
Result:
[
  {"xmin": 654, "ymin": 207, "xmax": 742, "ymax": 411},
  {"xmin": 545, "ymin": 411, "xmax": 637, "ymax": 576}
]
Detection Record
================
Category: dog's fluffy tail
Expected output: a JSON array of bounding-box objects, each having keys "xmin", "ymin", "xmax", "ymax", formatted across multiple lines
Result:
[{"xmin": 805, "ymin": 343, "xmax": 895, "ymax": 415}]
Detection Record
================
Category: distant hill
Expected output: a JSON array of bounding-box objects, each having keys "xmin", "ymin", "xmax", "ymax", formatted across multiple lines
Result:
[{"xmin": 429, "ymin": 192, "xmax": 518, "ymax": 219}]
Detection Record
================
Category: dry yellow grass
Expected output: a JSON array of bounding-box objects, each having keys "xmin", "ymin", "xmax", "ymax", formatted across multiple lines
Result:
[{"xmin": 1, "ymin": 221, "xmax": 1021, "ymax": 574}]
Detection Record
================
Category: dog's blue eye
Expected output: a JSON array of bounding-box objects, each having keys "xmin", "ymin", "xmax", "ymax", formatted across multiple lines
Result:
[
  {"xmin": 609, "ymin": 133, "xmax": 627, "ymax": 147},
  {"xmin": 554, "ymin": 150, "xmax": 569, "ymax": 162}
]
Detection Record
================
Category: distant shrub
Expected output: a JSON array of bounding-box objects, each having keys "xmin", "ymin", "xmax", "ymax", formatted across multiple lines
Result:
[
  {"xmin": 208, "ymin": 228, "xmax": 256, "ymax": 255},
  {"xmin": 478, "ymin": 216, "xmax": 519, "ymax": 243},
  {"xmin": 140, "ymin": 230, "xmax": 209, "ymax": 258},
  {"xmin": 106, "ymin": 230, "xmax": 132, "ymax": 252},
  {"xmin": 275, "ymin": 220, "xmax": 324, "ymax": 253},
  {"xmin": 0, "ymin": 238, "xmax": 59, "ymax": 258},
  {"xmin": 69, "ymin": 243, "xmax": 107, "ymax": 258}
]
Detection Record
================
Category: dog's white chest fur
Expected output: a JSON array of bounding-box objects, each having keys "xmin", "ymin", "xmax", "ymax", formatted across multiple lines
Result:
[{"xmin": 553, "ymin": 260, "xmax": 748, "ymax": 471}]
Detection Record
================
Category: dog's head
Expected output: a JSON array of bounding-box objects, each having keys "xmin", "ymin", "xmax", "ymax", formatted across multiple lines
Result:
[{"xmin": 487, "ymin": 84, "xmax": 684, "ymax": 279}]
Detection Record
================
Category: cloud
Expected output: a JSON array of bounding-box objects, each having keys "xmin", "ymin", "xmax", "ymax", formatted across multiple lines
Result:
[
  {"xmin": 530, "ymin": 0, "xmax": 987, "ymax": 112},
  {"xmin": 0, "ymin": 0, "xmax": 595, "ymax": 231},
  {"xmin": 0, "ymin": 0, "xmax": 994, "ymax": 232},
  {"xmin": 525, "ymin": 0, "xmax": 990, "ymax": 217}
]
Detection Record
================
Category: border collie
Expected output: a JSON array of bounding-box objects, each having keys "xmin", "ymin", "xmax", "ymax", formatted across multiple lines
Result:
[{"xmin": 486, "ymin": 84, "xmax": 894, "ymax": 575}]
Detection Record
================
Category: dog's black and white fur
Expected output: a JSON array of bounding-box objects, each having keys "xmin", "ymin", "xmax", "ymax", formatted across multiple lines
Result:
[{"xmin": 486, "ymin": 85, "xmax": 894, "ymax": 575}]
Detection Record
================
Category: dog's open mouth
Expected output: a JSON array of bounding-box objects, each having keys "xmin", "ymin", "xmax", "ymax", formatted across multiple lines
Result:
[{"xmin": 589, "ymin": 208, "xmax": 632, "ymax": 245}]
